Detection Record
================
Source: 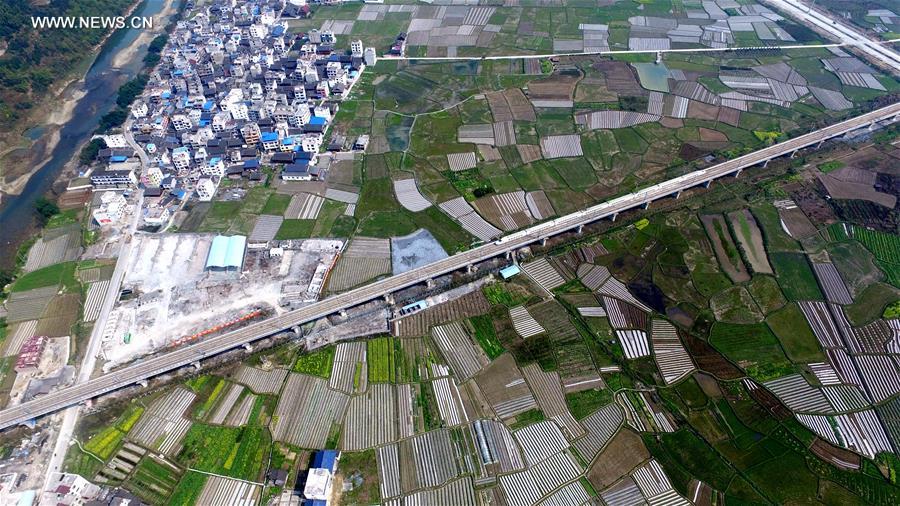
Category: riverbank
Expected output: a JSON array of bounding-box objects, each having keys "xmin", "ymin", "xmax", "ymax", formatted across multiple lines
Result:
[
  {"xmin": 0, "ymin": 0, "xmax": 145, "ymax": 197},
  {"xmin": 0, "ymin": 0, "xmax": 181, "ymax": 272}
]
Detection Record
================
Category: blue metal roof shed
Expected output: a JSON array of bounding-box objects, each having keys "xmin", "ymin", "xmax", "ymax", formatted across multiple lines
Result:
[
  {"xmin": 205, "ymin": 235, "xmax": 246, "ymax": 271},
  {"xmin": 311, "ymin": 450, "xmax": 339, "ymax": 472},
  {"xmin": 499, "ymin": 265, "xmax": 520, "ymax": 279}
]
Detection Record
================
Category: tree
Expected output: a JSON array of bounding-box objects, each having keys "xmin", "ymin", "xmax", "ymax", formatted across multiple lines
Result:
[
  {"xmin": 79, "ymin": 137, "xmax": 107, "ymax": 165},
  {"xmin": 33, "ymin": 196, "xmax": 59, "ymax": 223}
]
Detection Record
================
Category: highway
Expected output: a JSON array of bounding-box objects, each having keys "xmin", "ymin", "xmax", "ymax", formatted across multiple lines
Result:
[
  {"xmin": 1, "ymin": 102, "xmax": 899, "ymax": 430},
  {"xmin": 765, "ymin": 0, "xmax": 900, "ymax": 74}
]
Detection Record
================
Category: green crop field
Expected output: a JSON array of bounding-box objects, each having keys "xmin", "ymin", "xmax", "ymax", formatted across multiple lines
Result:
[
  {"xmin": 565, "ymin": 388, "xmax": 613, "ymax": 420},
  {"xmin": 11, "ymin": 261, "xmax": 79, "ymax": 292},
  {"xmin": 177, "ymin": 424, "xmax": 270, "ymax": 481},
  {"xmin": 168, "ymin": 471, "xmax": 207, "ymax": 506},
  {"xmin": 275, "ymin": 219, "xmax": 315, "ymax": 239},
  {"xmin": 261, "ymin": 193, "xmax": 291, "ymax": 215},
  {"xmin": 470, "ymin": 314, "xmax": 505, "ymax": 360},
  {"xmin": 367, "ymin": 336, "xmax": 395, "ymax": 383},
  {"xmin": 770, "ymin": 252, "xmax": 823, "ymax": 301},
  {"xmin": 766, "ymin": 303, "xmax": 824, "ymax": 363},
  {"xmin": 709, "ymin": 322, "xmax": 792, "ymax": 380},
  {"xmin": 293, "ymin": 347, "xmax": 335, "ymax": 378}
]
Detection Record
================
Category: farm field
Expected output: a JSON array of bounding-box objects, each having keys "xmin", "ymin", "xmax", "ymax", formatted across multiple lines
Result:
[{"xmin": 51, "ymin": 1, "xmax": 900, "ymax": 504}]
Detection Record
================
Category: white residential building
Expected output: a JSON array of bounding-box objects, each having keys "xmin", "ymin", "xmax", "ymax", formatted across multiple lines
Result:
[
  {"xmin": 172, "ymin": 114, "xmax": 192, "ymax": 131},
  {"xmin": 300, "ymin": 133, "xmax": 323, "ymax": 153},
  {"xmin": 196, "ymin": 178, "xmax": 217, "ymax": 201},
  {"xmin": 131, "ymin": 101, "xmax": 149, "ymax": 118},
  {"xmin": 172, "ymin": 147, "xmax": 191, "ymax": 171},
  {"xmin": 146, "ymin": 166, "xmax": 164, "ymax": 186},
  {"xmin": 92, "ymin": 192, "xmax": 128, "ymax": 226},
  {"xmin": 203, "ymin": 157, "xmax": 225, "ymax": 177},
  {"xmin": 289, "ymin": 105, "xmax": 311, "ymax": 128},
  {"xmin": 313, "ymin": 105, "xmax": 332, "ymax": 122},
  {"xmin": 351, "ymin": 39, "xmax": 363, "ymax": 57},
  {"xmin": 364, "ymin": 47, "xmax": 377, "ymax": 66},
  {"xmin": 230, "ymin": 102, "xmax": 250, "ymax": 121},
  {"xmin": 326, "ymin": 61, "xmax": 342, "ymax": 79}
]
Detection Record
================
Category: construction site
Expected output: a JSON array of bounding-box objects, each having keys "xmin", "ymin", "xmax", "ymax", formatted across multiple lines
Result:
[{"xmin": 99, "ymin": 233, "xmax": 343, "ymax": 370}]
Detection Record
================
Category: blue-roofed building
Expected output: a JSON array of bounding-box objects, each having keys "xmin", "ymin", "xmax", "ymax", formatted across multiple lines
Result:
[
  {"xmin": 311, "ymin": 450, "xmax": 338, "ymax": 472},
  {"xmin": 205, "ymin": 235, "xmax": 246, "ymax": 271},
  {"xmin": 282, "ymin": 160, "xmax": 313, "ymax": 181},
  {"xmin": 109, "ymin": 155, "xmax": 128, "ymax": 163},
  {"xmin": 304, "ymin": 450, "xmax": 339, "ymax": 503},
  {"xmin": 500, "ymin": 264, "xmax": 520, "ymax": 279},
  {"xmin": 261, "ymin": 132, "xmax": 280, "ymax": 151}
]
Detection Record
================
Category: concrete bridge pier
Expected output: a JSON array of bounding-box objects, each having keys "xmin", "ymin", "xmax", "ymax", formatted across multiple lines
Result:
[
  {"xmin": 702, "ymin": 180, "xmax": 712, "ymax": 189},
  {"xmin": 816, "ymin": 140, "xmax": 824, "ymax": 149},
  {"xmin": 505, "ymin": 250, "xmax": 512, "ymax": 260},
  {"xmin": 191, "ymin": 362, "xmax": 201, "ymax": 370},
  {"xmin": 137, "ymin": 379, "xmax": 148, "ymax": 388},
  {"xmin": 763, "ymin": 159, "xmax": 769, "ymax": 168},
  {"xmin": 641, "ymin": 201, "xmax": 650, "ymax": 210},
  {"xmin": 243, "ymin": 343, "xmax": 253, "ymax": 352},
  {"xmin": 467, "ymin": 264, "xmax": 477, "ymax": 274},
  {"xmin": 790, "ymin": 150, "xmax": 798, "ymax": 159},
  {"xmin": 540, "ymin": 237, "xmax": 548, "ymax": 247},
  {"xmin": 426, "ymin": 278, "xmax": 435, "ymax": 289},
  {"xmin": 576, "ymin": 224, "xmax": 584, "ymax": 234},
  {"xmin": 292, "ymin": 326, "xmax": 302, "ymax": 335},
  {"xmin": 869, "ymin": 120, "xmax": 877, "ymax": 131},
  {"xmin": 610, "ymin": 213, "xmax": 618, "ymax": 222},
  {"xmin": 384, "ymin": 293, "xmax": 394, "ymax": 305},
  {"xmin": 732, "ymin": 168, "xmax": 742, "ymax": 178},
  {"xmin": 673, "ymin": 190, "xmax": 682, "ymax": 199},
  {"xmin": 339, "ymin": 309, "xmax": 348, "ymax": 318}
]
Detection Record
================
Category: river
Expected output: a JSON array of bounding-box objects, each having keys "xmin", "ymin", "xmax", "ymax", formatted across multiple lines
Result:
[{"xmin": 0, "ymin": 0, "xmax": 174, "ymax": 268}]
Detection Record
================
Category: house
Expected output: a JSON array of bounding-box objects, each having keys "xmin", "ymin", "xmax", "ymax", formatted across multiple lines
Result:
[
  {"xmin": 203, "ymin": 157, "xmax": 226, "ymax": 176},
  {"xmin": 303, "ymin": 450, "xmax": 339, "ymax": 503},
  {"xmin": 271, "ymin": 152, "xmax": 295, "ymax": 164},
  {"xmin": 92, "ymin": 192, "xmax": 128, "ymax": 225},
  {"xmin": 261, "ymin": 132, "xmax": 280, "ymax": 151},
  {"xmin": 91, "ymin": 167, "xmax": 137, "ymax": 189},
  {"xmin": 267, "ymin": 469, "xmax": 288, "ymax": 487},
  {"xmin": 39, "ymin": 473, "xmax": 102, "ymax": 506},
  {"xmin": 364, "ymin": 47, "xmax": 377, "ymax": 66},
  {"xmin": 282, "ymin": 160, "xmax": 314, "ymax": 181},
  {"xmin": 146, "ymin": 166, "xmax": 164, "ymax": 186},
  {"xmin": 15, "ymin": 335, "xmax": 47, "ymax": 373},
  {"xmin": 328, "ymin": 135, "xmax": 345, "ymax": 151},
  {"xmin": 172, "ymin": 146, "xmax": 191, "ymax": 170},
  {"xmin": 354, "ymin": 135, "xmax": 369, "ymax": 151},
  {"xmin": 196, "ymin": 177, "xmax": 217, "ymax": 201},
  {"xmin": 390, "ymin": 32, "xmax": 407, "ymax": 56}
]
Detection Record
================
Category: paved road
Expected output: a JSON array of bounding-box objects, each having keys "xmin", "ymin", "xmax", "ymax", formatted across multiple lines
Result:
[
  {"xmin": 1, "ymin": 102, "xmax": 899, "ymax": 430},
  {"xmin": 122, "ymin": 119, "xmax": 150, "ymax": 169},
  {"xmin": 766, "ymin": 0, "xmax": 900, "ymax": 74},
  {"xmin": 40, "ymin": 190, "xmax": 144, "ymax": 491}
]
